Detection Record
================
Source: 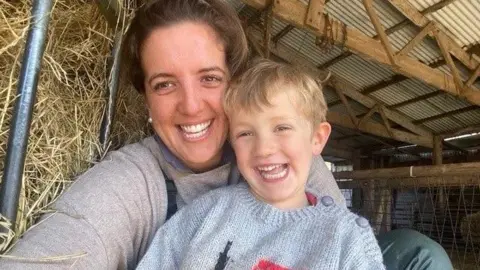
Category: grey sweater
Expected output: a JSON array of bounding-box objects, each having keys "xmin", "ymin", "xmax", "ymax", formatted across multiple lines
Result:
[
  {"xmin": 0, "ymin": 136, "xmax": 345, "ymax": 269},
  {"xmin": 137, "ymin": 183, "xmax": 384, "ymax": 270}
]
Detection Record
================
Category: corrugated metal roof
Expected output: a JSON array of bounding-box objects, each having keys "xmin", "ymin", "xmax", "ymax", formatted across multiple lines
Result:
[
  {"xmin": 227, "ymin": 0, "xmax": 480, "ymax": 142},
  {"xmin": 409, "ymin": 0, "xmax": 480, "ymax": 47}
]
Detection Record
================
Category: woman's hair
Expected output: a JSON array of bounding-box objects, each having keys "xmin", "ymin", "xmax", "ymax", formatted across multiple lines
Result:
[
  {"xmin": 123, "ymin": 0, "xmax": 249, "ymax": 93},
  {"xmin": 223, "ymin": 58, "xmax": 328, "ymax": 127}
]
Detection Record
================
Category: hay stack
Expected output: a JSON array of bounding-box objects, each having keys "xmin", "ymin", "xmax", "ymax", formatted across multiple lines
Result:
[{"xmin": 0, "ymin": 0, "xmax": 147, "ymax": 251}]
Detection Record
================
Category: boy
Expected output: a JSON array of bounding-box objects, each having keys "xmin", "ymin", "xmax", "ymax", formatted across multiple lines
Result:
[{"xmin": 137, "ymin": 59, "xmax": 385, "ymax": 269}]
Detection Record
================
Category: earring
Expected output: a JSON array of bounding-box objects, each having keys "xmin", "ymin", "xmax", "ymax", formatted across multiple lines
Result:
[{"xmin": 148, "ymin": 117, "xmax": 152, "ymax": 123}]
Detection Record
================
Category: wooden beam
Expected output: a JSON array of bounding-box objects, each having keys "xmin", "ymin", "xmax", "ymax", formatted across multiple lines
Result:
[
  {"xmin": 421, "ymin": 0, "xmax": 458, "ymax": 15},
  {"xmin": 379, "ymin": 105, "xmax": 394, "ymax": 138},
  {"xmin": 272, "ymin": 24, "xmax": 295, "ymax": 44},
  {"xmin": 323, "ymin": 144, "xmax": 353, "ymax": 160},
  {"xmin": 398, "ymin": 21, "xmax": 435, "ymax": 57},
  {"xmin": 389, "ymin": 91, "xmax": 442, "ymax": 109},
  {"xmin": 263, "ymin": 4, "xmax": 273, "ymax": 59},
  {"xmin": 363, "ymin": 0, "xmax": 396, "ymax": 65},
  {"xmin": 378, "ymin": 0, "xmax": 457, "ymax": 38},
  {"xmin": 387, "ymin": 0, "xmax": 479, "ymax": 71},
  {"xmin": 412, "ymin": 105, "xmax": 479, "ymax": 124},
  {"xmin": 337, "ymin": 175, "xmax": 480, "ymax": 189},
  {"xmin": 240, "ymin": 0, "xmax": 480, "ymax": 105},
  {"xmin": 333, "ymin": 161, "xmax": 480, "ymax": 179},
  {"xmin": 436, "ymin": 31, "xmax": 463, "ymax": 93},
  {"xmin": 328, "ymin": 111, "xmax": 433, "ymax": 147},
  {"xmin": 358, "ymin": 104, "xmax": 379, "ymax": 128},
  {"xmin": 334, "ymin": 79, "xmax": 432, "ymax": 137},
  {"xmin": 362, "ymin": 74, "xmax": 407, "ymax": 95},
  {"xmin": 466, "ymin": 64, "xmax": 480, "ymax": 88},
  {"xmin": 334, "ymin": 87, "xmax": 359, "ymax": 126},
  {"xmin": 318, "ymin": 52, "xmax": 352, "ymax": 69},
  {"xmin": 305, "ymin": 0, "xmax": 325, "ymax": 31},
  {"xmin": 388, "ymin": 0, "xmax": 429, "ymax": 26},
  {"xmin": 247, "ymin": 30, "xmax": 434, "ymax": 139}
]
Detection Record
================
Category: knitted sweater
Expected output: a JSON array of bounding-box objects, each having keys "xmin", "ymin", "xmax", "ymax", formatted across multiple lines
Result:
[
  {"xmin": 0, "ymin": 137, "xmax": 345, "ymax": 270},
  {"xmin": 137, "ymin": 183, "xmax": 384, "ymax": 270}
]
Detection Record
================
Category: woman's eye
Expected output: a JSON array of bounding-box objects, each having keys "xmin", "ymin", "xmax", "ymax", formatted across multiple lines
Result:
[
  {"xmin": 201, "ymin": 75, "xmax": 223, "ymax": 86},
  {"xmin": 152, "ymin": 81, "xmax": 175, "ymax": 92}
]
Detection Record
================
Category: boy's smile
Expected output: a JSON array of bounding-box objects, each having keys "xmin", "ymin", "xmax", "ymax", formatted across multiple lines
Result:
[{"xmin": 229, "ymin": 90, "xmax": 328, "ymax": 209}]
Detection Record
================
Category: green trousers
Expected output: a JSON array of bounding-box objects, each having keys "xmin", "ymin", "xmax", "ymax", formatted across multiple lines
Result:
[{"xmin": 378, "ymin": 229, "xmax": 453, "ymax": 270}]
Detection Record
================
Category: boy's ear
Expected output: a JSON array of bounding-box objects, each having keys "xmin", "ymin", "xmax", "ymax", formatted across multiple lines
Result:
[{"xmin": 312, "ymin": 122, "xmax": 331, "ymax": 156}]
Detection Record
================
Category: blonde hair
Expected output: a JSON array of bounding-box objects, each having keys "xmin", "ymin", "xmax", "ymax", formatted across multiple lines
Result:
[{"xmin": 223, "ymin": 58, "xmax": 328, "ymax": 126}]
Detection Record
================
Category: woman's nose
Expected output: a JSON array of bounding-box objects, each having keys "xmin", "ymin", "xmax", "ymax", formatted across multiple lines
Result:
[{"xmin": 178, "ymin": 80, "xmax": 204, "ymax": 116}]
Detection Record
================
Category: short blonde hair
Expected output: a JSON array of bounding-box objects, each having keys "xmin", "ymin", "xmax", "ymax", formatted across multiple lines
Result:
[{"xmin": 223, "ymin": 58, "xmax": 328, "ymax": 126}]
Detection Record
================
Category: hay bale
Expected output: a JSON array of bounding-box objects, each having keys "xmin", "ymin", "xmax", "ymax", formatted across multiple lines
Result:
[{"xmin": 0, "ymin": 0, "xmax": 147, "ymax": 252}]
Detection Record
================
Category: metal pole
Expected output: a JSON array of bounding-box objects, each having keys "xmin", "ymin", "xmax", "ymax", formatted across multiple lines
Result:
[
  {"xmin": 0, "ymin": 0, "xmax": 53, "ymax": 228},
  {"xmin": 99, "ymin": 31, "xmax": 123, "ymax": 151}
]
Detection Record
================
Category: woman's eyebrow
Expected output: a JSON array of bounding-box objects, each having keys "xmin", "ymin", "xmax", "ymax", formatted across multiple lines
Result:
[
  {"xmin": 198, "ymin": 66, "xmax": 226, "ymax": 75},
  {"xmin": 147, "ymin": 73, "xmax": 174, "ymax": 85}
]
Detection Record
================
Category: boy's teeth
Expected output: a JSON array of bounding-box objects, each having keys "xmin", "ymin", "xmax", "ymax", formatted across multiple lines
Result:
[
  {"xmin": 260, "ymin": 167, "xmax": 288, "ymax": 180},
  {"xmin": 180, "ymin": 121, "xmax": 211, "ymax": 133},
  {"xmin": 257, "ymin": 164, "xmax": 282, "ymax": 171}
]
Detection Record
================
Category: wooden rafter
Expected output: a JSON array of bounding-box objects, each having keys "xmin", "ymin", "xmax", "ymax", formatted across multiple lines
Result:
[
  {"xmin": 363, "ymin": 0, "xmax": 396, "ymax": 65},
  {"xmin": 318, "ymin": 52, "xmax": 352, "ymax": 69},
  {"xmin": 398, "ymin": 21, "xmax": 435, "ymax": 57},
  {"xmin": 263, "ymin": 3, "xmax": 273, "ymax": 59},
  {"xmin": 466, "ymin": 64, "xmax": 480, "ymax": 88},
  {"xmin": 389, "ymin": 91, "xmax": 442, "ymax": 109},
  {"xmin": 305, "ymin": 0, "xmax": 325, "ymax": 31},
  {"xmin": 358, "ymin": 104, "xmax": 380, "ymax": 128},
  {"xmin": 362, "ymin": 75, "xmax": 407, "ymax": 95},
  {"xmin": 246, "ymin": 31, "xmax": 434, "ymax": 147},
  {"xmin": 334, "ymin": 87, "xmax": 359, "ymax": 126},
  {"xmin": 272, "ymin": 24, "xmax": 294, "ymax": 44},
  {"xmin": 436, "ymin": 31, "xmax": 463, "ymax": 93},
  {"xmin": 379, "ymin": 105, "xmax": 394, "ymax": 138},
  {"xmin": 412, "ymin": 105, "xmax": 479, "ymax": 124},
  {"xmin": 387, "ymin": 0, "xmax": 479, "ymax": 72},
  {"xmin": 241, "ymin": 0, "xmax": 480, "ymax": 106},
  {"xmin": 377, "ymin": 0, "xmax": 457, "ymax": 39}
]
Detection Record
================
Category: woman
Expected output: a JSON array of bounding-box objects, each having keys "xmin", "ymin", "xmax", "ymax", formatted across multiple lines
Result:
[{"xmin": 0, "ymin": 1, "xmax": 451, "ymax": 269}]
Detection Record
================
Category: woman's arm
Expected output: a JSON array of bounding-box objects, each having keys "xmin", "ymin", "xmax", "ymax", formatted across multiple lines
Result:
[
  {"xmin": 136, "ymin": 190, "xmax": 218, "ymax": 269},
  {"xmin": 0, "ymin": 141, "xmax": 168, "ymax": 269},
  {"xmin": 307, "ymin": 155, "xmax": 346, "ymax": 207}
]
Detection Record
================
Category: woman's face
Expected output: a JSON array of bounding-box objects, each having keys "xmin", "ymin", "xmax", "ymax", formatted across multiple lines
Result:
[{"xmin": 141, "ymin": 22, "xmax": 229, "ymax": 172}]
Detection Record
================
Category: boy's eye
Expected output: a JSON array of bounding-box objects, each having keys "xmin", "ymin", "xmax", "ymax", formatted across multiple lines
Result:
[
  {"xmin": 275, "ymin": 125, "xmax": 291, "ymax": 132},
  {"xmin": 237, "ymin": 131, "xmax": 253, "ymax": 138}
]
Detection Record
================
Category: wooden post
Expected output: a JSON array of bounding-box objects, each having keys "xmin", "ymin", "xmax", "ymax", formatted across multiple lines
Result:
[
  {"xmin": 433, "ymin": 136, "xmax": 445, "ymax": 211},
  {"xmin": 351, "ymin": 149, "xmax": 363, "ymax": 211}
]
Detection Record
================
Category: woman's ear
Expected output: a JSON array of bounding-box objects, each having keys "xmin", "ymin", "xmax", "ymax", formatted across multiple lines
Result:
[{"xmin": 311, "ymin": 122, "xmax": 331, "ymax": 156}]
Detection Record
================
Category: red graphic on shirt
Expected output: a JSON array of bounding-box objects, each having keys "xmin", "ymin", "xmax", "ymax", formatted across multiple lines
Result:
[{"xmin": 252, "ymin": 259, "xmax": 290, "ymax": 270}]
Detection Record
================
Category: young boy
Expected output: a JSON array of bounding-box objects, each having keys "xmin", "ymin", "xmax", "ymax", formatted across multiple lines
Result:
[{"xmin": 137, "ymin": 59, "xmax": 385, "ymax": 270}]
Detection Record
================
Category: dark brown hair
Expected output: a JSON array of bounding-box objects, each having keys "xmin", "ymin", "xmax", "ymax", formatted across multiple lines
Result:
[{"xmin": 123, "ymin": 0, "xmax": 249, "ymax": 93}]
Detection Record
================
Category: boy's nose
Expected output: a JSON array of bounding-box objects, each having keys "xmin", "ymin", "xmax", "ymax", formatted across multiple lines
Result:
[{"xmin": 254, "ymin": 136, "xmax": 276, "ymax": 157}]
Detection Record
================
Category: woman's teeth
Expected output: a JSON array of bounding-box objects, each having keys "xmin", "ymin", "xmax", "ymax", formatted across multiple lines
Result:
[{"xmin": 180, "ymin": 121, "xmax": 211, "ymax": 139}]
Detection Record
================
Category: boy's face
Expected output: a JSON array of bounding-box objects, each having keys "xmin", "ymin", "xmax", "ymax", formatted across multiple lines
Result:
[{"xmin": 229, "ymin": 90, "xmax": 330, "ymax": 209}]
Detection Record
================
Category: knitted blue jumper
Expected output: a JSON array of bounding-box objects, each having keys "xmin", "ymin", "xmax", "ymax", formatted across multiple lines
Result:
[{"xmin": 137, "ymin": 182, "xmax": 385, "ymax": 270}]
